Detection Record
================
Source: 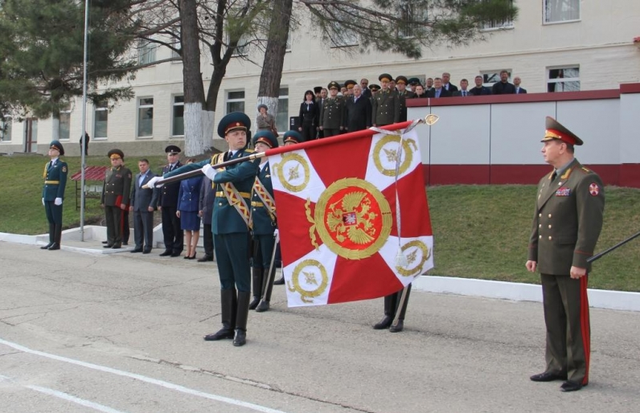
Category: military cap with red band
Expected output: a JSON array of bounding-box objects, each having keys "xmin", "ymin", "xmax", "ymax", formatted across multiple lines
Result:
[
  {"xmin": 542, "ymin": 116, "xmax": 583, "ymax": 146},
  {"xmin": 217, "ymin": 112, "xmax": 251, "ymax": 138}
]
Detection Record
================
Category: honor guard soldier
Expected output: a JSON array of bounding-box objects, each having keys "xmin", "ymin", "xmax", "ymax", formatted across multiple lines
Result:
[
  {"xmin": 101, "ymin": 149, "xmax": 132, "ymax": 249},
  {"xmin": 41, "ymin": 140, "xmax": 68, "ymax": 250},
  {"xmin": 526, "ymin": 117, "xmax": 605, "ymax": 392},
  {"xmin": 249, "ymin": 130, "xmax": 279, "ymax": 312},
  {"xmin": 151, "ymin": 112, "xmax": 259, "ymax": 347},
  {"xmin": 395, "ymin": 76, "xmax": 415, "ymax": 122},
  {"xmin": 283, "ymin": 130, "xmax": 302, "ymax": 146},
  {"xmin": 319, "ymin": 81, "xmax": 346, "ymax": 138},
  {"xmin": 159, "ymin": 145, "xmax": 184, "ymax": 257},
  {"xmin": 372, "ymin": 73, "xmax": 400, "ymax": 127}
]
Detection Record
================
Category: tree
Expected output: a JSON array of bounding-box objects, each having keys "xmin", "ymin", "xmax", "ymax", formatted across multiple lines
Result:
[{"xmin": 0, "ymin": 0, "xmax": 142, "ymax": 136}]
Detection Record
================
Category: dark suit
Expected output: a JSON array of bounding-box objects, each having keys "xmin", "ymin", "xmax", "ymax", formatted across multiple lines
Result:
[
  {"xmin": 130, "ymin": 170, "xmax": 158, "ymax": 252},
  {"xmin": 426, "ymin": 88, "xmax": 451, "ymax": 98},
  {"xmin": 443, "ymin": 83, "xmax": 458, "ymax": 93},
  {"xmin": 528, "ymin": 159, "xmax": 604, "ymax": 386},
  {"xmin": 372, "ymin": 89, "xmax": 400, "ymax": 126},
  {"xmin": 101, "ymin": 166, "xmax": 132, "ymax": 247},
  {"xmin": 469, "ymin": 86, "xmax": 492, "ymax": 96},
  {"xmin": 345, "ymin": 95, "xmax": 372, "ymax": 132},
  {"xmin": 298, "ymin": 101, "xmax": 319, "ymax": 141},
  {"xmin": 492, "ymin": 81, "xmax": 516, "ymax": 94},
  {"xmin": 42, "ymin": 158, "xmax": 68, "ymax": 247},
  {"xmin": 515, "ymin": 87, "xmax": 527, "ymax": 94},
  {"xmin": 452, "ymin": 90, "xmax": 471, "ymax": 97},
  {"xmin": 159, "ymin": 162, "xmax": 183, "ymax": 254}
]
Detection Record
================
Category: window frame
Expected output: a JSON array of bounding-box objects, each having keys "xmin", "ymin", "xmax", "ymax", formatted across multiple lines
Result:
[
  {"xmin": 275, "ymin": 87, "xmax": 289, "ymax": 135},
  {"xmin": 481, "ymin": 0, "xmax": 515, "ymax": 30},
  {"xmin": 547, "ymin": 66, "xmax": 580, "ymax": 92},
  {"xmin": 543, "ymin": 0, "xmax": 580, "ymax": 24},
  {"xmin": 172, "ymin": 95, "xmax": 185, "ymax": 137},
  {"xmin": 137, "ymin": 39, "xmax": 157, "ymax": 65},
  {"xmin": 58, "ymin": 108, "xmax": 71, "ymax": 141},
  {"xmin": 226, "ymin": 90, "xmax": 246, "ymax": 115},
  {"xmin": 0, "ymin": 116, "xmax": 12, "ymax": 142},
  {"xmin": 137, "ymin": 97, "xmax": 154, "ymax": 138},
  {"xmin": 480, "ymin": 70, "xmax": 511, "ymax": 87},
  {"xmin": 93, "ymin": 101, "xmax": 108, "ymax": 140}
]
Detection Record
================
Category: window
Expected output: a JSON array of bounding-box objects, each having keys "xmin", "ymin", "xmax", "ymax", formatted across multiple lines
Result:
[
  {"xmin": 137, "ymin": 97, "xmax": 154, "ymax": 137},
  {"xmin": 0, "ymin": 116, "xmax": 12, "ymax": 141},
  {"xmin": 59, "ymin": 109, "xmax": 70, "ymax": 141},
  {"xmin": 231, "ymin": 34, "xmax": 251, "ymax": 57},
  {"xmin": 94, "ymin": 102, "xmax": 108, "ymax": 139},
  {"xmin": 547, "ymin": 67, "xmax": 580, "ymax": 92},
  {"xmin": 226, "ymin": 90, "xmax": 245, "ymax": 114},
  {"xmin": 137, "ymin": 40, "xmax": 157, "ymax": 65},
  {"xmin": 481, "ymin": 70, "xmax": 510, "ymax": 86},
  {"xmin": 172, "ymin": 95, "xmax": 184, "ymax": 136},
  {"xmin": 276, "ymin": 87, "xmax": 289, "ymax": 134},
  {"xmin": 482, "ymin": 0, "xmax": 514, "ymax": 29},
  {"xmin": 171, "ymin": 48, "xmax": 182, "ymax": 64},
  {"xmin": 544, "ymin": 0, "xmax": 579, "ymax": 23}
]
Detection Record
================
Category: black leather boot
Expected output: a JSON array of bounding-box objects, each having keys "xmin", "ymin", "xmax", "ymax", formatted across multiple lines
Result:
[
  {"xmin": 390, "ymin": 286, "xmax": 411, "ymax": 333},
  {"xmin": 249, "ymin": 267, "xmax": 263, "ymax": 310},
  {"xmin": 48, "ymin": 224, "xmax": 62, "ymax": 250},
  {"xmin": 204, "ymin": 289, "xmax": 236, "ymax": 341},
  {"xmin": 373, "ymin": 294, "xmax": 396, "ymax": 329},
  {"xmin": 233, "ymin": 291, "xmax": 250, "ymax": 347},
  {"xmin": 41, "ymin": 223, "xmax": 55, "ymax": 249},
  {"xmin": 256, "ymin": 266, "xmax": 276, "ymax": 312}
]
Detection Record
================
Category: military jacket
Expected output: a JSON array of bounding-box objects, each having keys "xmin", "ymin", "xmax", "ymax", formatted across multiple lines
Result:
[
  {"xmin": 178, "ymin": 176, "xmax": 203, "ymax": 212},
  {"xmin": 372, "ymin": 89, "xmax": 400, "ymax": 126},
  {"xmin": 251, "ymin": 162, "xmax": 277, "ymax": 236},
  {"xmin": 101, "ymin": 166, "xmax": 132, "ymax": 207},
  {"xmin": 396, "ymin": 90, "xmax": 415, "ymax": 122},
  {"xmin": 42, "ymin": 159, "xmax": 68, "ymax": 201},
  {"xmin": 320, "ymin": 96, "xmax": 346, "ymax": 130},
  {"xmin": 528, "ymin": 159, "xmax": 605, "ymax": 274},
  {"xmin": 159, "ymin": 162, "xmax": 182, "ymax": 208}
]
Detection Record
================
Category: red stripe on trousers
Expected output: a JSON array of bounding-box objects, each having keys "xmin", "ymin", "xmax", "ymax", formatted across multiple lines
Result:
[{"xmin": 580, "ymin": 275, "xmax": 590, "ymax": 385}]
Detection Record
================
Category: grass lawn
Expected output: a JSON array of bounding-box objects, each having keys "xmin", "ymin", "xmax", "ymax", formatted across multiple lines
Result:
[{"xmin": 2, "ymin": 154, "xmax": 639, "ymax": 291}]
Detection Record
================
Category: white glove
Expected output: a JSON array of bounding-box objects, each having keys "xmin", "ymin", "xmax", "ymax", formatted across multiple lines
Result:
[
  {"xmin": 54, "ymin": 197, "xmax": 62, "ymax": 206},
  {"xmin": 42, "ymin": 198, "xmax": 45, "ymax": 206},
  {"xmin": 202, "ymin": 164, "xmax": 218, "ymax": 180},
  {"xmin": 273, "ymin": 228, "xmax": 279, "ymax": 242},
  {"xmin": 147, "ymin": 176, "xmax": 163, "ymax": 188}
]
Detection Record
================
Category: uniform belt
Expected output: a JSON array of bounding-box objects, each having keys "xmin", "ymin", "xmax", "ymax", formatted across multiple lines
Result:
[
  {"xmin": 251, "ymin": 201, "xmax": 264, "ymax": 207},
  {"xmin": 215, "ymin": 191, "xmax": 250, "ymax": 198},
  {"xmin": 44, "ymin": 180, "xmax": 59, "ymax": 184}
]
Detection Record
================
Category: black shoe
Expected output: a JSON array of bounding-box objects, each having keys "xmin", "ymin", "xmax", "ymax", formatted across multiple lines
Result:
[
  {"xmin": 204, "ymin": 329, "xmax": 234, "ymax": 341},
  {"xmin": 389, "ymin": 320, "xmax": 404, "ymax": 333},
  {"xmin": 159, "ymin": 250, "xmax": 172, "ymax": 257},
  {"xmin": 103, "ymin": 244, "xmax": 114, "ymax": 249},
  {"xmin": 112, "ymin": 244, "xmax": 122, "ymax": 249},
  {"xmin": 273, "ymin": 277, "xmax": 285, "ymax": 285},
  {"xmin": 233, "ymin": 329, "xmax": 246, "ymax": 347},
  {"xmin": 131, "ymin": 248, "xmax": 143, "ymax": 253},
  {"xmin": 183, "ymin": 255, "xmax": 190, "ymax": 260},
  {"xmin": 255, "ymin": 301, "xmax": 270, "ymax": 312},
  {"xmin": 197, "ymin": 255, "xmax": 213, "ymax": 262},
  {"xmin": 170, "ymin": 252, "xmax": 181, "ymax": 257},
  {"xmin": 48, "ymin": 243, "xmax": 60, "ymax": 250},
  {"xmin": 142, "ymin": 249, "xmax": 151, "ymax": 254},
  {"xmin": 373, "ymin": 316, "xmax": 393, "ymax": 330},
  {"xmin": 530, "ymin": 372, "xmax": 567, "ymax": 382},
  {"xmin": 41, "ymin": 243, "xmax": 54, "ymax": 250},
  {"xmin": 102, "ymin": 241, "xmax": 108, "ymax": 244},
  {"xmin": 249, "ymin": 297, "xmax": 260, "ymax": 310},
  {"xmin": 560, "ymin": 381, "xmax": 585, "ymax": 392}
]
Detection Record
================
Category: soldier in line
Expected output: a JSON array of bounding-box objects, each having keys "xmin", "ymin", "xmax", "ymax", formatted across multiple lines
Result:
[
  {"xmin": 319, "ymin": 81, "xmax": 346, "ymax": 138},
  {"xmin": 526, "ymin": 117, "xmax": 605, "ymax": 392},
  {"xmin": 41, "ymin": 140, "xmax": 68, "ymax": 251},
  {"xmin": 249, "ymin": 130, "xmax": 280, "ymax": 312},
  {"xmin": 395, "ymin": 75, "xmax": 415, "ymax": 122},
  {"xmin": 150, "ymin": 112, "xmax": 259, "ymax": 347},
  {"xmin": 372, "ymin": 73, "xmax": 400, "ymax": 127},
  {"xmin": 158, "ymin": 145, "xmax": 183, "ymax": 257},
  {"xmin": 101, "ymin": 149, "xmax": 132, "ymax": 249}
]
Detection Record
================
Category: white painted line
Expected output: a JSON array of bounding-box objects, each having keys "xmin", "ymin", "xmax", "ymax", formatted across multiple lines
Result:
[
  {"xmin": 0, "ymin": 374, "xmax": 128, "ymax": 413},
  {"xmin": 0, "ymin": 338, "xmax": 288, "ymax": 413}
]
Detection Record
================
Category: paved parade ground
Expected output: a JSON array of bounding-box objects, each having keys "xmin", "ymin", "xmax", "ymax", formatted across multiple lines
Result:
[{"xmin": 1, "ymin": 241, "xmax": 639, "ymax": 413}]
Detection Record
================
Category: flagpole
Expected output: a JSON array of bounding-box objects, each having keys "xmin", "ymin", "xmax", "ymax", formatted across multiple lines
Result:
[{"xmin": 79, "ymin": 0, "xmax": 90, "ymax": 241}]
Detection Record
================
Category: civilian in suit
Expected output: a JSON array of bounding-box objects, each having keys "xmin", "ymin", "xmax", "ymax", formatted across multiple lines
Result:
[
  {"xmin": 372, "ymin": 73, "xmax": 400, "ymax": 126},
  {"xmin": 514, "ymin": 77, "xmax": 527, "ymax": 94},
  {"xmin": 426, "ymin": 78, "xmax": 452, "ymax": 98},
  {"xmin": 526, "ymin": 117, "xmax": 604, "ymax": 392},
  {"xmin": 345, "ymin": 84, "xmax": 372, "ymax": 132},
  {"xmin": 159, "ymin": 145, "xmax": 183, "ymax": 257},
  {"xmin": 442, "ymin": 72, "xmax": 458, "ymax": 93},
  {"xmin": 395, "ymin": 76, "xmax": 415, "ymax": 122},
  {"xmin": 452, "ymin": 79, "xmax": 471, "ymax": 97},
  {"xmin": 41, "ymin": 140, "xmax": 68, "ymax": 250},
  {"xmin": 425, "ymin": 77, "xmax": 434, "ymax": 91},
  {"xmin": 101, "ymin": 149, "xmax": 132, "ymax": 249},
  {"xmin": 469, "ymin": 75, "xmax": 492, "ymax": 96},
  {"xmin": 197, "ymin": 175, "xmax": 215, "ymax": 262},
  {"xmin": 177, "ymin": 158, "xmax": 203, "ymax": 260},
  {"xmin": 492, "ymin": 70, "xmax": 516, "ymax": 94},
  {"xmin": 129, "ymin": 158, "xmax": 158, "ymax": 254},
  {"xmin": 297, "ymin": 90, "xmax": 319, "ymax": 142},
  {"xmin": 360, "ymin": 78, "xmax": 371, "ymax": 99}
]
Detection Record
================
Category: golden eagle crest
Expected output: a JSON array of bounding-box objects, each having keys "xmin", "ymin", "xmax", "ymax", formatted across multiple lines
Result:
[{"xmin": 326, "ymin": 191, "xmax": 378, "ymax": 244}]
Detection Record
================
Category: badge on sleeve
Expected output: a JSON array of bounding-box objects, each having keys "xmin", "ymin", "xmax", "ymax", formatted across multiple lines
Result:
[{"xmin": 589, "ymin": 183, "xmax": 600, "ymax": 196}]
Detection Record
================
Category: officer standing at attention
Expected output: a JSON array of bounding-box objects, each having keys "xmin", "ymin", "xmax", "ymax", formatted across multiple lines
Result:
[
  {"xmin": 150, "ymin": 112, "xmax": 259, "ymax": 347},
  {"xmin": 319, "ymin": 81, "xmax": 346, "ymax": 138},
  {"xmin": 249, "ymin": 130, "xmax": 279, "ymax": 312},
  {"xmin": 41, "ymin": 140, "xmax": 68, "ymax": 250},
  {"xmin": 159, "ymin": 145, "xmax": 183, "ymax": 257},
  {"xmin": 526, "ymin": 116, "xmax": 605, "ymax": 393},
  {"xmin": 395, "ymin": 75, "xmax": 415, "ymax": 122},
  {"xmin": 372, "ymin": 73, "xmax": 400, "ymax": 127},
  {"xmin": 101, "ymin": 149, "xmax": 132, "ymax": 249}
]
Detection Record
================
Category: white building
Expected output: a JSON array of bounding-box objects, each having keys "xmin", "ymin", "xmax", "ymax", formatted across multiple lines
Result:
[{"xmin": 2, "ymin": 0, "xmax": 639, "ymax": 160}]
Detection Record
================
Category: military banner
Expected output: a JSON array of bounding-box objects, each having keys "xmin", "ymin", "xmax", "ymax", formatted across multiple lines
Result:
[{"xmin": 266, "ymin": 120, "xmax": 434, "ymax": 307}]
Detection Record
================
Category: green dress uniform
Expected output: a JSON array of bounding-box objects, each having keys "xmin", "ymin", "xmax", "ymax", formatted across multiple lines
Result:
[
  {"xmin": 41, "ymin": 141, "xmax": 68, "ymax": 250},
  {"xmin": 528, "ymin": 117, "xmax": 605, "ymax": 390},
  {"xmin": 101, "ymin": 150, "xmax": 132, "ymax": 248},
  {"xmin": 320, "ymin": 95, "xmax": 346, "ymax": 138},
  {"xmin": 396, "ymin": 89, "xmax": 415, "ymax": 122},
  {"xmin": 372, "ymin": 88, "xmax": 400, "ymax": 126}
]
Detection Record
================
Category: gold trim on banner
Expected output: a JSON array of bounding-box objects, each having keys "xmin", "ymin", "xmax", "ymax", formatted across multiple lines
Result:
[
  {"xmin": 287, "ymin": 259, "xmax": 329, "ymax": 304},
  {"xmin": 273, "ymin": 152, "xmax": 310, "ymax": 193},
  {"xmin": 373, "ymin": 134, "xmax": 418, "ymax": 177},
  {"xmin": 395, "ymin": 240, "xmax": 431, "ymax": 277}
]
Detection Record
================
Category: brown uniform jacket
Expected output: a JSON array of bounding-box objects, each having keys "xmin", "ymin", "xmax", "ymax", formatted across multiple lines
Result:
[
  {"xmin": 101, "ymin": 166, "xmax": 132, "ymax": 207},
  {"xmin": 528, "ymin": 159, "xmax": 605, "ymax": 274}
]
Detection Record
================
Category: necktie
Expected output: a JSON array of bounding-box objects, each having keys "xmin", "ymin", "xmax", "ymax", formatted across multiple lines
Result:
[{"xmin": 551, "ymin": 170, "xmax": 558, "ymax": 181}]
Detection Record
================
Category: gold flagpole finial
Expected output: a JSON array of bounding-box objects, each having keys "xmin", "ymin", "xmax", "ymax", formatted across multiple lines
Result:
[{"xmin": 424, "ymin": 114, "xmax": 439, "ymax": 125}]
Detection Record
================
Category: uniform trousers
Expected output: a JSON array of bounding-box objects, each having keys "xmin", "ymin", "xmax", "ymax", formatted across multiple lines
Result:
[
  {"xmin": 104, "ymin": 205, "xmax": 123, "ymax": 245},
  {"xmin": 44, "ymin": 201, "xmax": 63, "ymax": 225},
  {"xmin": 323, "ymin": 128, "xmax": 340, "ymax": 138},
  {"xmin": 133, "ymin": 210, "xmax": 154, "ymax": 250},
  {"xmin": 253, "ymin": 233, "xmax": 276, "ymax": 270},
  {"xmin": 214, "ymin": 232, "xmax": 251, "ymax": 292},
  {"xmin": 202, "ymin": 223, "xmax": 214, "ymax": 257},
  {"xmin": 541, "ymin": 273, "xmax": 590, "ymax": 385},
  {"xmin": 162, "ymin": 206, "xmax": 183, "ymax": 253}
]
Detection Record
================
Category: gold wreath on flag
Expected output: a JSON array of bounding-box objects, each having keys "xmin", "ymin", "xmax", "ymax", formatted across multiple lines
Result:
[
  {"xmin": 373, "ymin": 134, "xmax": 418, "ymax": 177},
  {"xmin": 273, "ymin": 152, "xmax": 310, "ymax": 193},
  {"xmin": 287, "ymin": 259, "xmax": 329, "ymax": 303},
  {"xmin": 396, "ymin": 240, "xmax": 431, "ymax": 277}
]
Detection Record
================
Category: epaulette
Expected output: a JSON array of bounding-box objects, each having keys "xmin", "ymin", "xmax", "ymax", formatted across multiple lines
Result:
[
  {"xmin": 580, "ymin": 166, "xmax": 591, "ymax": 174},
  {"xmin": 244, "ymin": 148, "xmax": 255, "ymax": 154}
]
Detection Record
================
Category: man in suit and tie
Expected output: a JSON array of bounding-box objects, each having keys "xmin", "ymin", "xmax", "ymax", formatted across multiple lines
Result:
[
  {"xmin": 130, "ymin": 158, "xmax": 158, "ymax": 254},
  {"xmin": 514, "ymin": 77, "xmax": 528, "ymax": 94},
  {"xmin": 426, "ymin": 78, "xmax": 451, "ymax": 98},
  {"xmin": 159, "ymin": 145, "xmax": 183, "ymax": 257},
  {"xmin": 41, "ymin": 140, "xmax": 68, "ymax": 250},
  {"xmin": 442, "ymin": 72, "xmax": 458, "ymax": 93},
  {"xmin": 360, "ymin": 78, "xmax": 371, "ymax": 99},
  {"xmin": 452, "ymin": 79, "xmax": 471, "ymax": 97},
  {"xmin": 345, "ymin": 84, "xmax": 372, "ymax": 132}
]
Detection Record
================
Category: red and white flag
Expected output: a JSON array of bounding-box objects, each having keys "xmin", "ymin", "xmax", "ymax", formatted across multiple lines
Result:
[{"xmin": 267, "ymin": 121, "xmax": 433, "ymax": 307}]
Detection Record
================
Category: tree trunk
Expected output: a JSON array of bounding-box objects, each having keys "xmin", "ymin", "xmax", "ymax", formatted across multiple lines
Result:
[
  {"xmin": 256, "ymin": 0, "xmax": 293, "ymax": 125},
  {"xmin": 179, "ymin": 0, "xmax": 206, "ymax": 156}
]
